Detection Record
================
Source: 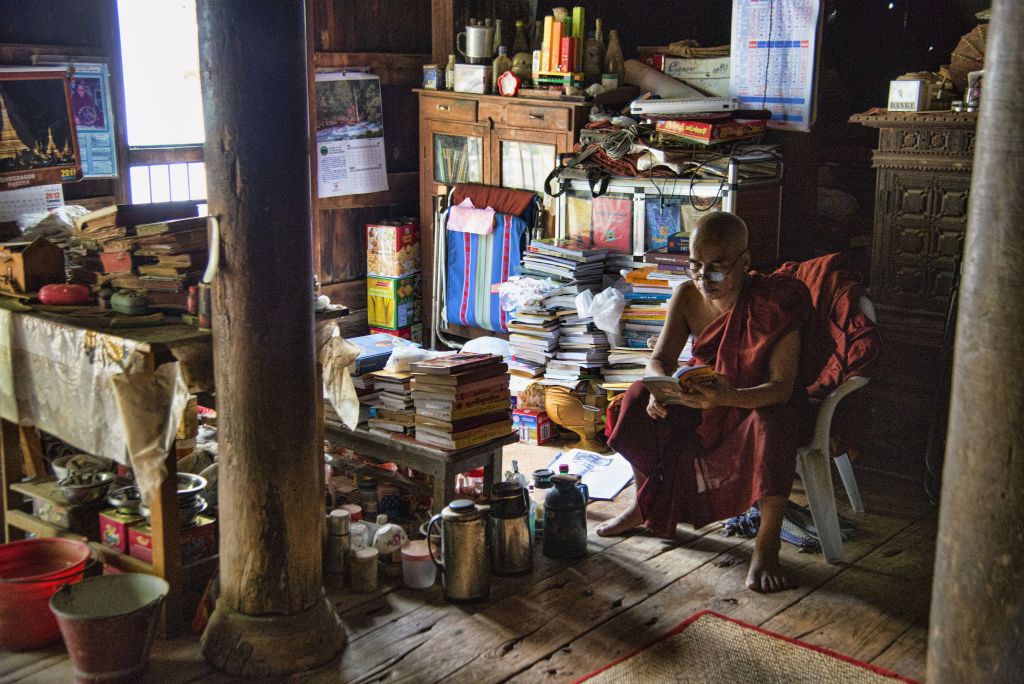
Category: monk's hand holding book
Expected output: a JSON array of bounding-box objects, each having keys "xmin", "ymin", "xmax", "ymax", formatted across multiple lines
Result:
[{"xmin": 642, "ymin": 365, "xmax": 728, "ymax": 410}]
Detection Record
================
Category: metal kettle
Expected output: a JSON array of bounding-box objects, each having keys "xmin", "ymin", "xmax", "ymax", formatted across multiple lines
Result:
[
  {"xmin": 542, "ymin": 473, "xmax": 589, "ymax": 560},
  {"xmin": 427, "ymin": 499, "xmax": 490, "ymax": 602},
  {"xmin": 489, "ymin": 481, "xmax": 532, "ymax": 576}
]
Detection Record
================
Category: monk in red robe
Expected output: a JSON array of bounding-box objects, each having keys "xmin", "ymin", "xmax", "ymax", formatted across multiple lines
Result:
[{"xmin": 598, "ymin": 211, "xmax": 819, "ymax": 593}]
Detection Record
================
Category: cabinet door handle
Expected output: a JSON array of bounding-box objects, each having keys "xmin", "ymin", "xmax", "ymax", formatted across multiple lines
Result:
[
  {"xmin": 436, "ymin": 104, "xmax": 450, "ymax": 112},
  {"xmin": 528, "ymin": 113, "xmax": 544, "ymax": 120}
]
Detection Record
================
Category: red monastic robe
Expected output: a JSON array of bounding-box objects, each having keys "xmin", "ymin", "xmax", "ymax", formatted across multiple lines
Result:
[{"xmin": 608, "ymin": 273, "xmax": 827, "ymax": 536}]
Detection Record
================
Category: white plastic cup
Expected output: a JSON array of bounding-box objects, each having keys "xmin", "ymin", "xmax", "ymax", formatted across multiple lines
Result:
[{"xmin": 401, "ymin": 540, "xmax": 437, "ymax": 589}]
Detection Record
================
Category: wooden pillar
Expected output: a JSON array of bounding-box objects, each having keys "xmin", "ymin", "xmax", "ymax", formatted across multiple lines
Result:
[
  {"xmin": 196, "ymin": 1, "xmax": 345, "ymax": 676},
  {"xmin": 928, "ymin": 2, "xmax": 1024, "ymax": 682}
]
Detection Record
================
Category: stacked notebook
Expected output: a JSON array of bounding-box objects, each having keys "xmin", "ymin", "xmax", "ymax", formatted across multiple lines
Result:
[
  {"xmin": 366, "ymin": 370, "xmax": 415, "ymax": 437},
  {"xmin": 409, "ymin": 353, "xmax": 512, "ymax": 450},
  {"xmin": 522, "ymin": 238, "xmax": 608, "ymax": 291},
  {"xmin": 600, "ymin": 347, "xmax": 655, "ymax": 391}
]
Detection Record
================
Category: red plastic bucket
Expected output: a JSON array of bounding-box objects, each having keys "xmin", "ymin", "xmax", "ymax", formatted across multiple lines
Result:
[
  {"xmin": 50, "ymin": 573, "xmax": 169, "ymax": 684},
  {"xmin": 0, "ymin": 538, "xmax": 90, "ymax": 651}
]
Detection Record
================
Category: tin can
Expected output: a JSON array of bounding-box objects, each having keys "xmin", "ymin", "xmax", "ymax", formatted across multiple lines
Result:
[
  {"xmin": 186, "ymin": 285, "xmax": 198, "ymax": 315},
  {"xmin": 197, "ymin": 282, "xmax": 212, "ymax": 330},
  {"xmin": 423, "ymin": 64, "xmax": 443, "ymax": 90}
]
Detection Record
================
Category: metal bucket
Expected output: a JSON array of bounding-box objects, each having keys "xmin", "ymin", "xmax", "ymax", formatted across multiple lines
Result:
[{"xmin": 49, "ymin": 573, "xmax": 169, "ymax": 683}]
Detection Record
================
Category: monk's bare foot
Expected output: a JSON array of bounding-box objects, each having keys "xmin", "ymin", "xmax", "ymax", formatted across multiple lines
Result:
[
  {"xmin": 746, "ymin": 543, "xmax": 791, "ymax": 593},
  {"xmin": 595, "ymin": 504, "xmax": 643, "ymax": 537}
]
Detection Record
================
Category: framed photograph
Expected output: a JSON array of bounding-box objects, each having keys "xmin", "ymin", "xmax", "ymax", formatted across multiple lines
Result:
[{"xmin": 0, "ymin": 67, "xmax": 82, "ymax": 191}]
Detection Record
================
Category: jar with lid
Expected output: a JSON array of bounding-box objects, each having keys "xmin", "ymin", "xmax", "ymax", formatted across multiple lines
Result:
[
  {"xmin": 351, "ymin": 547, "xmax": 379, "ymax": 593},
  {"xmin": 530, "ymin": 468, "xmax": 554, "ymax": 542},
  {"xmin": 402, "ymin": 540, "xmax": 437, "ymax": 589}
]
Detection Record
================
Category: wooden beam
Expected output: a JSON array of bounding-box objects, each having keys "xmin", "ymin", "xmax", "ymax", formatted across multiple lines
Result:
[
  {"xmin": 17, "ymin": 427, "xmax": 46, "ymax": 480},
  {"xmin": 126, "ymin": 146, "xmax": 204, "ymax": 165},
  {"xmin": 928, "ymin": 2, "xmax": 1024, "ymax": 682},
  {"xmin": 1, "ymin": 420, "xmax": 23, "ymax": 542},
  {"xmin": 430, "ymin": 0, "xmax": 467, "ymax": 65},
  {"xmin": 196, "ymin": 0, "xmax": 344, "ymax": 676},
  {"xmin": 0, "ymin": 43, "xmax": 104, "ymax": 64},
  {"xmin": 314, "ymin": 52, "xmax": 429, "ymax": 85}
]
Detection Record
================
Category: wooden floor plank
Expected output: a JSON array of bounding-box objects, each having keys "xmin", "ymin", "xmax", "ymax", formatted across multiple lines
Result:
[
  {"xmin": 758, "ymin": 515, "xmax": 937, "ymax": 664},
  {"xmin": 870, "ymin": 622, "xmax": 928, "ymax": 682}
]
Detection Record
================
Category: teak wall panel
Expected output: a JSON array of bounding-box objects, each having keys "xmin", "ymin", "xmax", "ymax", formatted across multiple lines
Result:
[{"xmin": 313, "ymin": 0, "xmax": 431, "ymax": 53}]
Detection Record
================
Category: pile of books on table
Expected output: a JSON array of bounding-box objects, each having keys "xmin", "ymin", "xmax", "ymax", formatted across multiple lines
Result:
[
  {"xmin": 542, "ymin": 308, "xmax": 609, "ymax": 389},
  {"xmin": 410, "ymin": 353, "xmax": 512, "ymax": 451},
  {"xmin": 334, "ymin": 333, "xmax": 416, "ymax": 427},
  {"xmin": 69, "ymin": 201, "xmax": 205, "ymax": 310}
]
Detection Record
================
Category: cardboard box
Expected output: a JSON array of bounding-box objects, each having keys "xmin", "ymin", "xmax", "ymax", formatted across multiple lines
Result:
[
  {"xmin": 367, "ymin": 219, "xmax": 420, "ymax": 278},
  {"xmin": 454, "ymin": 64, "xmax": 492, "ymax": 94},
  {"xmin": 512, "ymin": 408, "xmax": 553, "ymax": 446},
  {"xmin": 367, "ymin": 274, "xmax": 421, "ymax": 329},
  {"xmin": 98, "ymin": 508, "xmax": 146, "ymax": 552},
  {"xmin": 129, "ymin": 515, "xmax": 217, "ymax": 565},
  {"xmin": 641, "ymin": 55, "xmax": 731, "ymax": 97},
  {"xmin": 370, "ymin": 323, "xmax": 423, "ymax": 344}
]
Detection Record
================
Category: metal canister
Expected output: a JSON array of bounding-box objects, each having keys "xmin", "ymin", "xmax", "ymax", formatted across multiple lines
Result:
[
  {"xmin": 427, "ymin": 499, "xmax": 490, "ymax": 602},
  {"xmin": 325, "ymin": 508, "xmax": 351, "ymax": 588},
  {"xmin": 542, "ymin": 473, "xmax": 589, "ymax": 560},
  {"xmin": 489, "ymin": 481, "xmax": 532, "ymax": 576}
]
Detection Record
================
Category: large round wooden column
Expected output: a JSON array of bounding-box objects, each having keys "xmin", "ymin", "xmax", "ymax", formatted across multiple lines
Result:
[
  {"xmin": 196, "ymin": 0, "xmax": 345, "ymax": 676},
  {"xmin": 928, "ymin": 3, "xmax": 1024, "ymax": 682}
]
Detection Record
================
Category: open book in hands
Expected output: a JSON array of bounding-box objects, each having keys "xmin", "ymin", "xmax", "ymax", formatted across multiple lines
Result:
[{"xmin": 642, "ymin": 365, "xmax": 716, "ymax": 405}]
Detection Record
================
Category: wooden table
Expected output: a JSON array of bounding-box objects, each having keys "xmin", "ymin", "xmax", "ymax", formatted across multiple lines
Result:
[{"xmin": 323, "ymin": 421, "xmax": 517, "ymax": 511}]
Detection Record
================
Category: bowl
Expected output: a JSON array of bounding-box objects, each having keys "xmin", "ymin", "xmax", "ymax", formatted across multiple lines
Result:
[
  {"xmin": 106, "ymin": 486, "xmax": 142, "ymax": 514},
  {"xmin": 58, "ymin": 471, "xmax": 115, "ymax": 505},
  {"xmin": 139, "ymin": 496, "xmax": 208, "ymax": 528},
  {"xmin": 176, "ymin": 473, "xmax": 207, "ymax": 502},
  {"xmin": 52, "ymin": 453, "xmax": 112, "ymax": 481}
]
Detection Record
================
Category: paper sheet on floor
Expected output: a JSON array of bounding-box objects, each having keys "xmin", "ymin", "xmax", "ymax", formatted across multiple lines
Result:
[{"xmin": 545, "ymin": 448, "xmax": 634, "ymax": 500}]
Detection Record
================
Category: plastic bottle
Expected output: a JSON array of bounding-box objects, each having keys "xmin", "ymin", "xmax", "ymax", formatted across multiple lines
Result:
[
  {"xmin": 445, "ymin": 54, "xmax": 457, "ymax": 91},
  {"xmin": 604, "ymin": 29, "xmax": 624, "ymax": 82},
  {"xmin": 492, "ymin": 46, "xmax": 512, "ymax": 92}
]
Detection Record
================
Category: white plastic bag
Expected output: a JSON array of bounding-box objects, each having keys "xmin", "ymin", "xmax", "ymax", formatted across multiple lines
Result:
[
  {"xmin": 590, "ymin": 287, "xmax": 626, "ymax": 348},
  {"xmin": 384, "ymin": 340, "xmax": 431, "ymax": 373}
]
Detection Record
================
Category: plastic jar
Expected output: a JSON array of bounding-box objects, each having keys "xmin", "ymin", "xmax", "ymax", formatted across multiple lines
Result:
[{"xmin": 401, "ymin": 540, "xmax": 437, "ymax": 589}]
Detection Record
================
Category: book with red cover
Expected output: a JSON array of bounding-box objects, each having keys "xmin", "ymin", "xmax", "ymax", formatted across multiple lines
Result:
[
  {"xmin": 411, "ymin": 375, "xmax": 509, "ymax": 400},
  {"xmin": 415, "ymin": 409, "xmax": 510, "ymax": 434},
  {"xmin": 655, "ymin": 118, "xmax": 766, "ymax": 145},
  {"xmin": 591, "ymin": 196, "xmax": 632, "ymax": 254},
  {"xmin": 98, "ymin": 250, "xmax": 134, "ymax": 274},
  {"xmin": 410, "ymin": 353, "xmax": 503, "ymax": 375}
]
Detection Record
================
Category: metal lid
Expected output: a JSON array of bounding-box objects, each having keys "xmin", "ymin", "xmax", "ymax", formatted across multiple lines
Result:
[
  {"xmin": 492, "ymin": 481, "xmax": 523, "ymax": 498},
  {"xmin": 327, "ymin": 508, "xmax": 350, "ymax": 534},
  {"xmin": 449, "ymin": 499, "xmax": 477, "ymax": 513},
  {"xmin": 353, "ymin": 547, "xmax": 379, "ymax": 560},
  {"xmin": 532, "ymin": 469, "xmax": 554, "ymax": 488}
]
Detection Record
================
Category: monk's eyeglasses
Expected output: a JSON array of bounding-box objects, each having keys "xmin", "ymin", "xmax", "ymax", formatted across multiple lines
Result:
[{"xmin": 687, "ymin": 250, "xmax": 746, "ymax": 282}]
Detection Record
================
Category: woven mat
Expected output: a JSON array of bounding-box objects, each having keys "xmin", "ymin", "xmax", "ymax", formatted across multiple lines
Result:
[{"xmin": 578, "ymin": 611, "xmax": 919, "ymax": 684}]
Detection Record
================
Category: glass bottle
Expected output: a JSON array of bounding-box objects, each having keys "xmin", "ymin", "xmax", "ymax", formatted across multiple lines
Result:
[
  {"xmin": 493, "ymin": 19, "xmax": 504, "ymax": 58},
  {"xmin": 492, "ymin": 45, "xmax": 512, "ymax": 92},
  {"xmin": 604, "ymin": 29, "xmax": 624, "ymax": 82},
  {"xmin": 445, "ymin": 53, "xmax": 457, "ymax": 91},
  {"xmin": 512, "ymin": 20, "xmax": 530, "ymax": 56},
  {"xmin": 583, "ymin": 30, "xmax": 604, "ymax": 84}
]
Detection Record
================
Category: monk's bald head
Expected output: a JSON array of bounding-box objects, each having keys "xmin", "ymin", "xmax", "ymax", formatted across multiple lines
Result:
[{"xmin": 691, "ymin": 211, "xmax": 748, "ymax": 255}]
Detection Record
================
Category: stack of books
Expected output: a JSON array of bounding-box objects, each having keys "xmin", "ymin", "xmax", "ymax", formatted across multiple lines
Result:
[
  {"xmin": 365, "ymin": 370, "xmax": 415, "ymax": 437},
  {"xmin": 507, "ymin": 307, "xmax": 560, "ymax": 377},
  {"xmin": 542, "ymin": 308, "xmax": 609, "ymax": 389},
  {"xmin": 342, "ymin": 333, "xmax": 416, "ymax": 427},
  {"xmin": 409, "ymin": 353, "xmax": 512, "ymax": 450},
  {"xmin": 654, "ymin": 117, "xmax": 767, "ymax": 146},
  {"xmin": 601, "ymin": 347, "xmax": 655, "ymax": 390},
  {"xmin": 69, "ymin": 202, "xmax": 200, "ymax": 297},
  {"xmin": 522, "ymin": 238, "xmax": 608, "ymax": 291}
]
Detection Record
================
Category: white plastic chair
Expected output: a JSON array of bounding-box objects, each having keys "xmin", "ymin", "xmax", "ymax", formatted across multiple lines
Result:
[{"xmin": 795, "ymin": 296, "xmax": 875, "ymax": 564}]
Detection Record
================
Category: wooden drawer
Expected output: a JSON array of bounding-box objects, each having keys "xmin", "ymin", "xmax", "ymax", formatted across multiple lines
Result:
[
  {"xmin": 421, "ymin": 95, "xmax": 477, "ymax": 122},
  {"xmin": 478, "ymin": 100, "xmax": 506, "ymax": 124},
  {"xmin": 506, "ymin": 104, "xmax": 568, "ymax": 131}
]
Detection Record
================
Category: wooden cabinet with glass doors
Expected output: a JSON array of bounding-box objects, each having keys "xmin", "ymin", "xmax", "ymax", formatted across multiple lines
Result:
[{"xmin": 416, "ymin": 90, "xmax": 589, "ymax": 340}]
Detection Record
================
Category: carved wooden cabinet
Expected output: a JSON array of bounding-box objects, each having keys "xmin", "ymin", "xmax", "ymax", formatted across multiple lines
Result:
[
  {"xmin": 850, "ymin": 110, "xmax": 978, "ymax": 472},
  {"xmin": 851, "ymin": 110, "xmax": 978, "ymax": 347}
]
